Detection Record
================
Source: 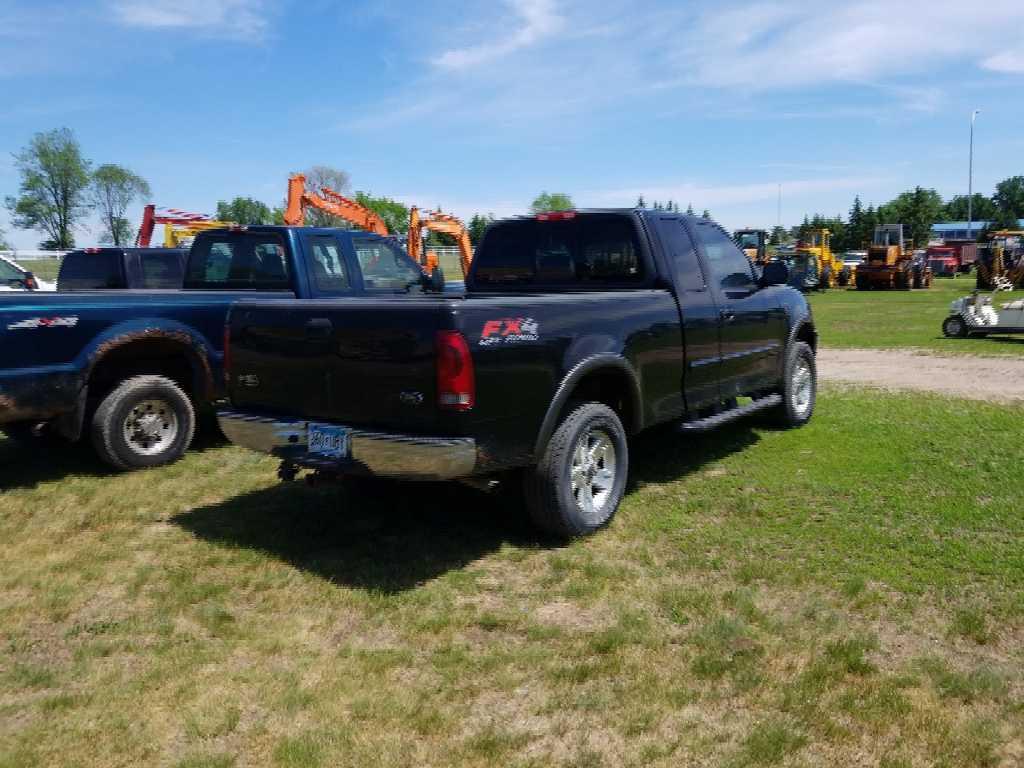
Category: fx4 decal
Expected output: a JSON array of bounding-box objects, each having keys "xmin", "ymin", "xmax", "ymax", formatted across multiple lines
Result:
[
  {"xmin": 7, "ymin": 316, "xmax": 80, "ymax": 330},
  {"xmin": 479, "ymin": 317, "xmax": 539, "ymax": 346}
]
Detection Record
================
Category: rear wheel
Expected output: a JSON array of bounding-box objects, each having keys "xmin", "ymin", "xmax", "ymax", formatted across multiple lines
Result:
[
  {"xmin": 942, "ymin": 315, "xmax": 968, "ymax": 338},
  {"xmin": 91, "ymin": 375, "xmax": 195, "ymax": 470},
  {"xmin": 523, "ymin": 402, "xmax": 628, "ymax": 539}
]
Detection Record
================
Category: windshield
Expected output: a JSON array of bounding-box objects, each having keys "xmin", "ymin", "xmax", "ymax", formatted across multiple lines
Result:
[
  {"xmin": 0, "ymin": 258, "xmax": 24, "ymax": 282},
  {"xmin": 736, "ymin": 233, "xmax": 760, "ymax": 249}
]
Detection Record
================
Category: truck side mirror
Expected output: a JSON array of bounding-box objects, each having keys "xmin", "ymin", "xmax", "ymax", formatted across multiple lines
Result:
[
  {"xmin": 421, "ymin": 266, "xmax": 446, "ymax": 293},
  {"xmin": 759, "ymin": 261, "xmax": 789, "ymax": 286},
  {"xmin": 23, "ymin": 271, "xmax": 39, "ymax": 290}
]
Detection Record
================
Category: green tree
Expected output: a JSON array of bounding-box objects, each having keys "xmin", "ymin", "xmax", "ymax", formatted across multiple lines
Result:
[
  {"xmin": 843, "ymin": 195, "xmax": 866, "ymax": 250},
  {"xmin": 216, "ymin": 197, "xmax": 273, "ymax": 224},
  {"xmin": 90, "ymin": 164, "xmax": 150, "ymax": 246},
  {"xmin": 685, "ymin": 203, "xmax": 694, "ymax": 215},
  {"xmin": 530, "ymin": 191, "xmax": 574, "ymax": 213},
  {"xmin": 635, "ymin": 194, "xmax": 646, "ymax": 208},
  {"xmin": 467, "ymin": 213, "xmax": 495, "ymax": 245},
  {"xmin": 992, "ymin": 176, "xmax": 1024, "ymax": 222},
  {"xmin": 878, "ymin": 186, "xmax": 943, "ymax": 247},
  {"xmin": 701, "ymin": 209, "xmax": 711, "ymax": 219},
  {"xmin": 353, "ymin": 192, "xmax": 409, "ymax": 234},
  {"xmin": 5, "ymin": 127, "xmax": 91, "ymax": 249},
  {"xmin": 768, "ymin": 225, "xmax": 787, "ymax": 245},
  {"xmin": 942, "ymin": 193, "xmax": 996, "ymax": 222}
]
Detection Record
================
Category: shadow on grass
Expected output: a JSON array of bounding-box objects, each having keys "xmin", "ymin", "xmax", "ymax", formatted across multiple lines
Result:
[
  {"xmin": 172, "ymin": 420, "xmax": 764, "ymax": 593},
  {"xmin": 0, "ymin": 415, "xmax": 228, "ymax": 491}
]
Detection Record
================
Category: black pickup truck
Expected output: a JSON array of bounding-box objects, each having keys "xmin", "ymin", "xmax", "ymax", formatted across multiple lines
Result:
[
  {"xmin": 57, "ymin": 247, "xmax": 188, "ymax": 291},
  {"xmin": 219, "ymin": 210, "xmax": 817, "ymax": 537}
]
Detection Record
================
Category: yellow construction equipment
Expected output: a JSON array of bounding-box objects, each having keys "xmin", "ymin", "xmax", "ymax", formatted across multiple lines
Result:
[
  {"xmin": 789, "ymin": 229, "xmax": 850, "ymax": 290},
  {"xmin": 136, "ymin": 204, "xmax": 233, "ymax": 248},
  {"xmin": 976, "ymin": 230, "xmax": 1024, "ymax": 290},
  {"xmin": 854, "ymin": 224, "xmax": 932, "ymax": 290}
]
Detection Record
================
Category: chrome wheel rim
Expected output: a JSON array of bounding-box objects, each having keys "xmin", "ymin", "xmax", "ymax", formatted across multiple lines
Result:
[
  {"xmin": 123, "ymin": 398, "xmax": 178, "ymax": 456},
  {"xmin": 792, "ymin": 359, "xmax": 813, "ymax": 418},
  {"xmin": 570, "ymin": 429, "xmax": 617, "ymax": 523},
  {"xmin": 945, "ymin": 317, "xmax": 964, "ymax": 337}
]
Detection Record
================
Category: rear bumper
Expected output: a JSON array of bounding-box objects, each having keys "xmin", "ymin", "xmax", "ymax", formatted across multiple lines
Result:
[{"xmin": 217, "ymin": 409, "xmax": 477, "ymax": 481}]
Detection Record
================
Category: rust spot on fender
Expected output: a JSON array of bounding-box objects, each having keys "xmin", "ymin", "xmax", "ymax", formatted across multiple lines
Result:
[{"xmin": 88, "ymin": 328, "xmax": 214, "ymax": 401}]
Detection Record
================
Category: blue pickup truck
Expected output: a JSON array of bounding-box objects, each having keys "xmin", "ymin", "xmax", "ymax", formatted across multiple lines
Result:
[{"xmin": 0, "ymin": 226, "xmax": 437, "ymax": 470}]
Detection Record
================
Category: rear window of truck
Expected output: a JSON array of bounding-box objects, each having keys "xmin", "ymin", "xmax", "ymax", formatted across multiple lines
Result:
[
  {"xmin": 140, "ymin": 250, "xmax": 185, "ymax": 289},
  {"xmin": 472, "ymin": 214, "xmax": 644, "ymax": 287},
  {"xmin": 185, "ymin": 233, "xmax": 290, "ymax": 290},
  {"xmin": 58, "ymin": 251, "xmax": 127, "ymax": 290}
]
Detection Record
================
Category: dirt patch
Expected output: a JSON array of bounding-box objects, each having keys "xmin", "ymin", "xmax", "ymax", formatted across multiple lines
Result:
[{"xmin": 817, "ymin": 348, "xmax": 1024, "ymax": 402}]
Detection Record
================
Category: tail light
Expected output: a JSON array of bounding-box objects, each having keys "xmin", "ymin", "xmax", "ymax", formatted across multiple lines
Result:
[
  {"xmin": 435, "ymin": 331, "xmax": 475, "ymax": 411},
  {"xmin": 223, "ymin": 324, "xmax": 232, "ymax": 385},
  {"xmin": 536, "ymin": 211, "xmax": 576, "ymax": 221}
]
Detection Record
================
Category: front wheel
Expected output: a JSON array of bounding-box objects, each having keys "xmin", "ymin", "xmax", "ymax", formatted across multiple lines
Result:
[
  {"xmin": 91, "ymin": 375, "xmax": 195, "ymax": 470},
  {"xmin": 775, "ymin": 342, "xmax": 816, "ymax": 427},
  {"xmin": 942, "ymin": 315, "xmax": 968, "ymax": 338},
  {"xmin": 523, "ymin": 402, "xmax": 628, "ymax": 539}
]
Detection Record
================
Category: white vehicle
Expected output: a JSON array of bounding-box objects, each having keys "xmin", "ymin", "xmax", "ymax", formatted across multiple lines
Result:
[
  {"xmin": 0, "ymin": 254, "xmax": 56, "ymax": 291},
  {"xmin": 943, "ymin": 286, "xmax": 1024, "ymax": 337}
]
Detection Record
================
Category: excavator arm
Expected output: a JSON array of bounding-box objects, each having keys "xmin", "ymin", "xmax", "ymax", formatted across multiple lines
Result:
[
  {"xmin": 284, "ymin": 174, "xmax": 389, "ymax": 236},
  {"xmin": 408, "ymin": 209, "xmax": 473, "ymax": 277}
]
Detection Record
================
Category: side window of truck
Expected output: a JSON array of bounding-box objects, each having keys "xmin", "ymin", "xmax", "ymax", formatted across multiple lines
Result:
[
  {"xmin": 140, "ymin": 251, "xmax": 185, "ymax": 289},
  {"xmin": 185, "ymin": 234, "xmax": 291, "ymax": 289},
  {"xmin": 656, "ymin": 218, "xmax": 706, "ymax": 291},
  {"xmin": 694, "ymin": 222, "xmax": 755, "ymax": 291},
  {"xmin": 306, "ymin": 236, "xmax": 350, "ymax": 293},
  {"xmin": 353, "ymin": 238, "xmax": 422, "ymax": 292}
]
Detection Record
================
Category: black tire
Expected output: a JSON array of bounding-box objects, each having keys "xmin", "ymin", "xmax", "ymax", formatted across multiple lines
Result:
[
  {"xmin": 838, "ymin": 266, "xmax": 851, "ymax": 287},
  {"xmin": 820, "ymin": 264, "xmax": 832, "ymax": 290},
  {"xmin": 942, "ymin": 315, "xmax": 969, "ymax": 338},
  {"xmin": 775, "ymin": 342, "xmax": 816, "ymax": 427},
  {"xmin": 523, "ymin": 402, "xmax": 628, "ymax": 539},
  {"xmin": 855, "ymin": 273, "xmax": 870, "ymax": 291},
  {"xmin": 91, "ymin": 375, "xmax": 195, "ymax": 470}
]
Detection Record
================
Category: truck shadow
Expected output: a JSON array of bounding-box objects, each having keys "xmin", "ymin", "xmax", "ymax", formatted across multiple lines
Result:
[
  {"xmin": 0, "ymin": 420, "xmax": 228, "ymax": 491},
  {"xmin": 172, "ymin": 422, "xmax": 763, "ymax": 594}
]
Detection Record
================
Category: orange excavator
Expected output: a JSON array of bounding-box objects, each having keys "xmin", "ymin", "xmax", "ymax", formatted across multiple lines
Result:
[
  {"xmin": 284, "ymin": 173, "xmax": 474, "ymax": 277},
  {"xmin": 407, "ymin": 207, "xmax": 474, "ymax": 277},
  {"xmin": 283, "ymin": 173, "xmax": 389, "ymax": 235}
]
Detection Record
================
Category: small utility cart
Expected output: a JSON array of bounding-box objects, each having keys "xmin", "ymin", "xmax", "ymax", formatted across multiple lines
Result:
[{"xmin": 943, "ymin": 283, "xmax": 1024, "ymax": 338}]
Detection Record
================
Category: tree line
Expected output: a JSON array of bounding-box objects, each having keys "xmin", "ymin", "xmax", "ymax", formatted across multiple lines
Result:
[
  {"xmin": 788, "ymin": 177, "xmax": 1024, "ymax": 251},
  {"xmin": 5, "ymin": 127, "xmax": 150, "ymax": 248},
  {"xmin": 3, "ymin": 127, "xmax": 587, "ymax": 250}
]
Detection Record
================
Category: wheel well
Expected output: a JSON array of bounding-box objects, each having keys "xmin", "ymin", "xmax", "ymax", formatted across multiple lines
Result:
[
  {"xmin": 88, "ymin": 339, "xmax": 199, "ymax": 405},
  {"xmin": 795, "ymin": 322, "xmax": 817, "ymax": 353},
  {"xmin": 564, "ymin": 367, "xmax": 640, "ymax": 435}
]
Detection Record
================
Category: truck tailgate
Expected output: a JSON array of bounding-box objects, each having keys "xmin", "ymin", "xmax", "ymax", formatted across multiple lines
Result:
[{"xmin": 227, "ymin": 297, "xmax": 452, "ymax": 432}]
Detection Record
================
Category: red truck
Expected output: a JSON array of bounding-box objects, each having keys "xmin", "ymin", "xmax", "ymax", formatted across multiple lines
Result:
[{"xmin": 927, "ymin": 243, "xmax": 977, "ymax": 277}]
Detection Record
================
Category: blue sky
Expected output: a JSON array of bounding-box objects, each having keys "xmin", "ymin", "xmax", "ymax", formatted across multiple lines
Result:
[{"xmin": 2, "ymin": 0, "xmax": 1023, "ymax": 248}]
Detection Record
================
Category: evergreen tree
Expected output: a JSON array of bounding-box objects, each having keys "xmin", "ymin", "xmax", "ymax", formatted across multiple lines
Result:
[
  {"xmin": 686, "ymin": 203, "xmax": 694, "ymax": 215},
  {"xmin": 636, "ymin": 194, "xmax": 646, "ymax": 208},
  {"xmin": 701, "ymin": 209, "xmax": 711, "ymax": 219}
]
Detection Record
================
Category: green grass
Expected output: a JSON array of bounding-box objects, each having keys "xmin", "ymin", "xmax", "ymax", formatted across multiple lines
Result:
[
  {"xmin": 14, "ymin": 258, "xmax": 61, "ymax": 283},
  {"xmin": 807, "ymin": 276, "xmax": 1024, "ymax": 355},
  {"xmin": 1, "ymin": 386, "xmax": 1023, "ymax": 766}
]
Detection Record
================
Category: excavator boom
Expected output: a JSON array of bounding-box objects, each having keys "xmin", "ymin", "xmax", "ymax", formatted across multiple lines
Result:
[{"xmin": 284, "ymin": 174, "xmax": 389, "ymax": 236}]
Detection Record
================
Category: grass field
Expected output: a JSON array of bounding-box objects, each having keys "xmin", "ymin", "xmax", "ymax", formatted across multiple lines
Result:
[
  {"xmin": 2, "ymin": 387, "xmax": 1023, "ymax": 767},
  {"xmin": 807, "ymin": 277, "xmax": 1024, "ymax": 356},
  {"xmin": 15, "ymin": 259, "xmax": 60, "ymax": 284}
]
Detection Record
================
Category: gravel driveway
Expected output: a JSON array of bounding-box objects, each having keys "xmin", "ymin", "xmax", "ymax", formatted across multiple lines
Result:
[{"xmin": 817, "ymin": 348, "xmax": 1024, "ymax": 403}]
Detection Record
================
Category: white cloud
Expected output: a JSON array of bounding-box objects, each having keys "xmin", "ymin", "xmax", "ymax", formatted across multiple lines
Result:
[
  {"xmin": 110, "ymin": 0, "xmax": 269, "ymax": 41},
  {"xmin": 982, "ymin": 51, "xmax": 1024, "ymax": 75},
  {"xmin": 432, "ymin": 0, "xmax": 564, "ymax": 71},
  {"xmin": 673, "ymin": 0, "xmax": 1024, "ymax": 90}
]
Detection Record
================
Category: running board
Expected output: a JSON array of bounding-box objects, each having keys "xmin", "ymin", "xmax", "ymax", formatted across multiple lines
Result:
[{"xmin": 678, "ymin": 394, "xmax": 782, "ymax": 433}]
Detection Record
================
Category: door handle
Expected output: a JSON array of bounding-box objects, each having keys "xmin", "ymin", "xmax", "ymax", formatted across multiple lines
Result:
[
  {"xmin": 305, "ymin": 318, "xmax": 333, "ymax": 337},
  {"xmin": 720, "ymin": 309, "xmax": 736, "ymax": 323}
]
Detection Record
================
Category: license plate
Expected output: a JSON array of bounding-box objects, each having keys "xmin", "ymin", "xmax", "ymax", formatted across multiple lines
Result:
[{"xmin": 307, "ymin": 423, "xmax": 350, "ymax": 459}]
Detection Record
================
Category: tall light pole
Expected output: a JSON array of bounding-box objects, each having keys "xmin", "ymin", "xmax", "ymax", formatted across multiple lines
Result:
[{"xmin": 968, "ymin": 109, "xmax": 980, "ymax": 238}]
